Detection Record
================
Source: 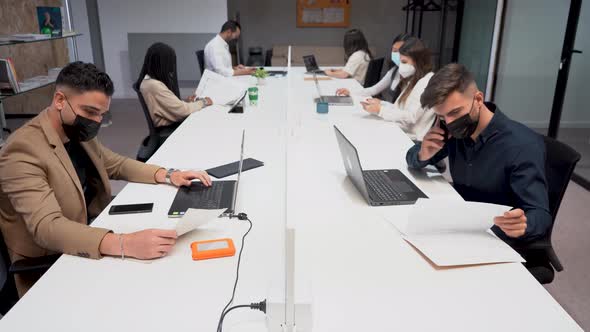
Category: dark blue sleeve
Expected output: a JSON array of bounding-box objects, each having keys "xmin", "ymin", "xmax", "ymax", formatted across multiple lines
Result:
[
  {"xmin": 406, "ymin": 142, "xmax": 449, "ymax": 169},
  {"xmin": 508, "ymin": 144, "xmax": 552, "ymax": 241}
]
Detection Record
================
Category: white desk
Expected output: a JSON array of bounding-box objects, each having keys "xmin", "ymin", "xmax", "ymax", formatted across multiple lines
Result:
[{"xmin": 0, "ymin": 68, "xmax": 581, "ymax": 332}]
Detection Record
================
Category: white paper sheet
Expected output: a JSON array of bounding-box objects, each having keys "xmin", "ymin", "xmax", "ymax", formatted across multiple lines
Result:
[
  {"xmin": 406, "ymin": 199, "xmax": 512, "ymax": 235},
  {"xmin": 382, "ymin": 198, "xmax": 524, "ymax": 266},
  {"xmin": 195, "ymin": 69, "xmax": 247, "ymax": 106},
  {"xmin": 403, "ymin": 231, "xmax": 525, "ymax": 266},
  {"xmin": 175, "ymin": 208, "xmax": 227, "ymax": 236}
]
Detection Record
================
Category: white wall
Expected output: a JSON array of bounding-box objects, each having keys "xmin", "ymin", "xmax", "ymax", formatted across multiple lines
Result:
[
  {"xmin": 67, "ymin": 0, "xmax": 94, "ymax": 64},
  {"xmin": 494, "ymin": 0, "xmax": 572, "ymax": 128},
  {"xmin": 97, "ymin": 0, "xmax": 227, "ymax": 98}
]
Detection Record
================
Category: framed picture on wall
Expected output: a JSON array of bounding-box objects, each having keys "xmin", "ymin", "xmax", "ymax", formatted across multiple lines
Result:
[
  {"xmin": 297, "ymin": 0, "xmax": 351, "ymax": 28},
  {"xmin": 36, "ymin": 6, "xmax": 62, "ymax": 37}
]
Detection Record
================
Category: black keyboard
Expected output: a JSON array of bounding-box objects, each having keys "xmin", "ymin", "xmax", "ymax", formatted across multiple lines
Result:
[
  {"xmin": 364, "ymin": 170, "xmax": 407, "ymax": 201},
  {"xmin": 168, "ymin": 180, "xmax": 236, "ymax": 216},
  {"xmin": 187, "ymin": 182, "xmax": 225, "ymax": 209}
]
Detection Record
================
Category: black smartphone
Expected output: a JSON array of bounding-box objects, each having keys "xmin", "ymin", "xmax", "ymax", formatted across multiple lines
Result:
[
  {"xmin": 108, "ymin": 203, "xmax": 154, "ymax": 215},
  {"xmin": 438, "ymin": 117, "xmax": 449, "ymax": 143}
]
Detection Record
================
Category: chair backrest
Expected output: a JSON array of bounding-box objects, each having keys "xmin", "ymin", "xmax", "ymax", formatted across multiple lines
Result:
[
  {"xmin": 133, "ymin": 82, "xmax": 157, "ymax": 136},
  {"xmin": 264, "ymin": 49, "xmax": 273, "ymax": 67},
  {"xmin": 364, "ymin": 57, "xmax": 384, "ymax": 88},
  {"xmin": 196, "ymin": 50, "xmax": 205, "ymax": 75},
  {"xmin": 543, "ymin": 135, "xmax": 581, "ymax": 231}
]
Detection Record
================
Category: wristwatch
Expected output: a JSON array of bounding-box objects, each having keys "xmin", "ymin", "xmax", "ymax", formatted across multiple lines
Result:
[{"xmin": 165, "ymin": 168, "xmax": 178, "ymax": 185}]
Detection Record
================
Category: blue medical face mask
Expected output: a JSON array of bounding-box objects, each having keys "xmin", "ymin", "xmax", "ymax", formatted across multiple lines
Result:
[{"xmin": 391, "ymin": 52, "xmax": 401, "ymax": 66}]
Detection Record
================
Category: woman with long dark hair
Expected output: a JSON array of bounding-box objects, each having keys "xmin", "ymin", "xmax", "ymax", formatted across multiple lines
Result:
[
  {"xmin": 325, "ymin": 29, "xmax": 372, "ymax": 85},
  {"xmin": 135, "ymin": 42, "xmax": 212, "ymax": 128},
  {"xmin": 336, "ymin": 33, "xmax": 412, "ymax": 99},
  {"xmin": 360, "ymin": 37, "xmax": 435, "ymax": 141}
]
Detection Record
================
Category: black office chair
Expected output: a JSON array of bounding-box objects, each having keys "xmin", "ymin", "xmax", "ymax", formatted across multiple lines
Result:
[
  {"xmin": 0, "ymin": 231, "xmax": 59, "ymax": 315},
  {"xmin": 133, "ymin": 82, "xmax": 178, "ymax": 162},
  {"xmin": 264, "ymin": 49, "xmax": 273, "ymax": 67},
  {"xmin": 363, "ymin": 57, "xmax": 384, "ymax": 88},
  {"xmin": 196, "ymin": 50, "xmax": 205, "ymax": 75},
  {"xmin": 246, "ymin": 47, "xmax": 265, "ymax": 67},
  {"xmin": 510, "ymin": 136, "xmax": 581, "ymax": 284}
]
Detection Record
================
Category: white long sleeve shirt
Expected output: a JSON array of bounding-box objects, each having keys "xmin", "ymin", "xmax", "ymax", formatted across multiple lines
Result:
[
  {"xmin": 377, "ymin": 72, "xmax": 435, "ymax": 141},
  {"xmin": 356, "ymin": 67, "xmax": 401, "ymax": 97},
  {"xmin": 204, "ymin": 34, "xmax": 233, "ymax": 77}
]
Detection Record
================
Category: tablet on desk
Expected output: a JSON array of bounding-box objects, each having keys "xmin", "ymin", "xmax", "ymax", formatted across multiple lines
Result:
[{"xmin": 206, "ymin": 158, "xmax": 264, "ymax": 178}]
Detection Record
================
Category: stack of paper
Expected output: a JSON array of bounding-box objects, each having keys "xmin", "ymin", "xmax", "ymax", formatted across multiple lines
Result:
[
  {"xmin": 391, "ymin": 199, "xmax": 525, "ymax": 267},
  {"xmin": 195, "ymin": 69, "xmax": 247, "ymax": 106}
]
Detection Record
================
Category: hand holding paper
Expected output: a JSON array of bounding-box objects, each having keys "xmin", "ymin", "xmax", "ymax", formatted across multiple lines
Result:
[
  {"xmin": 390, "ymin": 199, "xmax": 525, "ymax": 266},
  {"xmin": 406, "ymin": 199, "xmax": 512, "ymax": 234}
]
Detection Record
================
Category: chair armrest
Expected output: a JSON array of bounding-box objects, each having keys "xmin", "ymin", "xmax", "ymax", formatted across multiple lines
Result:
[{"xmin": 9, "ymin": 254, "xmax": 61, "ymax": 275}]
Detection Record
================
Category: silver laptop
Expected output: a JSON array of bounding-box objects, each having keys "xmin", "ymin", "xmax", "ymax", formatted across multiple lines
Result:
[
  {"xmin": 313, "ymin": 73, "xmax": 353, "ymax": 106},
  {"xmin": 167, "ymin": 130, "xmax": 245, "ymax": 217}
]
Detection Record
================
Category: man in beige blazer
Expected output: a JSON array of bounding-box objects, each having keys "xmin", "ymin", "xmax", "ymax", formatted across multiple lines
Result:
[{"xmin": 0, "ymin": 62, "xmax": 212, "ymax": 296}]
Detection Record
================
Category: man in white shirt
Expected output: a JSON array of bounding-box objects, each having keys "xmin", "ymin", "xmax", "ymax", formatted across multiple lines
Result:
[{"xmin": 204, "ymin": 20, "xmax": 255, "ymax": 77}]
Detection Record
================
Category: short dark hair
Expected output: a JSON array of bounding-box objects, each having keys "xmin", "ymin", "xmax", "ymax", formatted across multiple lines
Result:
[
  {"xmin": 56, "ymin": 61, "xmax": 114, "ymax": 96},
  {"xmin": 420, "ymin": 63, "xmax": 475, "ymax": 109},
  {"xmin": 221, "ymin": 20, "xmax": 241, "ymax": 33}
]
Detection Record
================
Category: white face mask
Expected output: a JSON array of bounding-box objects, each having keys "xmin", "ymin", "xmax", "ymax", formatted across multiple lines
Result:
[{"xmin": 398, "ymin": 63, "xmax": 416, "ymax": 78}]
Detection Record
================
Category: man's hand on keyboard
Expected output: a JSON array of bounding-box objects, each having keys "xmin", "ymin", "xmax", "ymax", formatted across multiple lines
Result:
[{"xmin": 171, "ymin": 170, "xmax": 212, "ymax": 187}]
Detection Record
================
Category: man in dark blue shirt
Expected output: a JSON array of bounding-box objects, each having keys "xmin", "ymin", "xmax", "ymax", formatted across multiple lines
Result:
[{"xmin": 406, "ymin": 63, "xmax": 551, "ymax": 242}]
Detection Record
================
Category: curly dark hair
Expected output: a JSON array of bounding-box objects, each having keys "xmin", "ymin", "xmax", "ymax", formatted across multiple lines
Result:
[{"xmin": 55, "ymin": 61, "xmax": 114, "ymax": 96}]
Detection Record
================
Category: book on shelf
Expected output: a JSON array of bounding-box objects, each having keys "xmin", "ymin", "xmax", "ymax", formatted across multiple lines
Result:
[
  {"xmin": 9, "ymin": 33, "xmax": 51, "ymax": 41},
  {"xmin": 0, "ymin": 58, "xmax": 20, "ymax": 95}
]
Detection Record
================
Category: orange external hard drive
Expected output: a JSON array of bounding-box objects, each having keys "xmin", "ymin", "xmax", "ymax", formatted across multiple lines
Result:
[{"xmin": 191, "ymin": 238, "xmax": 236, "ymax": 260}]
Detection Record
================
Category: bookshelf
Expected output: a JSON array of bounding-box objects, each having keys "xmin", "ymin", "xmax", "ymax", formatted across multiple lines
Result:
[
  {"xmin": 0, "ymin": 32, "xmax": 80, "ymax": 145},
  {"xmin": 0, "ymin": 0, "xmax": 78, "ymax": 146},
  {"xmin": 0, "ymin": 32, "xmax": 82, "ymax": 47}
]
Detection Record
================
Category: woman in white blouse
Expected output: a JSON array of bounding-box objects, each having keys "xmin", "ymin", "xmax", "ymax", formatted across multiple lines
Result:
[
  {"xmin": 359, "ymin": 37, "xmax": 435, "ymax": 141},
  {"xmin": 135, "ymin": 42, "xmax": 212, "ymax": 129},
  {"xmin": 324, "ymin": 29, "xmax": 372, "ymax": 85},
  {"xmin": 336, "ymin": 33, "xmax": 412, "ymax": 99}
]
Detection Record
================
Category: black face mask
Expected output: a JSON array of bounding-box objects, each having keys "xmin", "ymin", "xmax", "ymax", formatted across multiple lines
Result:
[
  {"xmin": 61, "ymin": 98, "xmax": 101, "ymax": 142},
  {"xmin": 445, "ymin": 98, "xmax": 480, "ymax": 139}
]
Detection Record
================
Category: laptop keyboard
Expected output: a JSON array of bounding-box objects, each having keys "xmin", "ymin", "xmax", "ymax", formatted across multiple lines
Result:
[
  {"xmin": 186, "ymin": 182, "xmax": 225, "ymax": 209},
  {"xmin": 364, "ymin": 170, "xmax": 407, "ymax": 201}
]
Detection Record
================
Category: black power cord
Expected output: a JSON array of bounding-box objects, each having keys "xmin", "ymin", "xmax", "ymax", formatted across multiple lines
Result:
[
  {"xmin": 217, "ymin": 300, "xmax": 267, "ymax": 332},
  {"xmin": 216, "ymin": 213, "xmax": 265, "ymax": 332}
]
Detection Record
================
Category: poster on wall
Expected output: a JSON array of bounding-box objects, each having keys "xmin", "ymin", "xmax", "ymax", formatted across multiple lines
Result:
[
  {"xmin": 36, "ymin": 6, "xmax": 62, "ymax": 37},
  {"xmin": 297, "ymin": 0, "xmax": 351, "ymax": 28}
]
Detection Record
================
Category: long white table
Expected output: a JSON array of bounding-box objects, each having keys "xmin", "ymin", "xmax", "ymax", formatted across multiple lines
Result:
[{"xmin": 0, "ymin": 68, "xmax": 581, "ymax": 331}]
